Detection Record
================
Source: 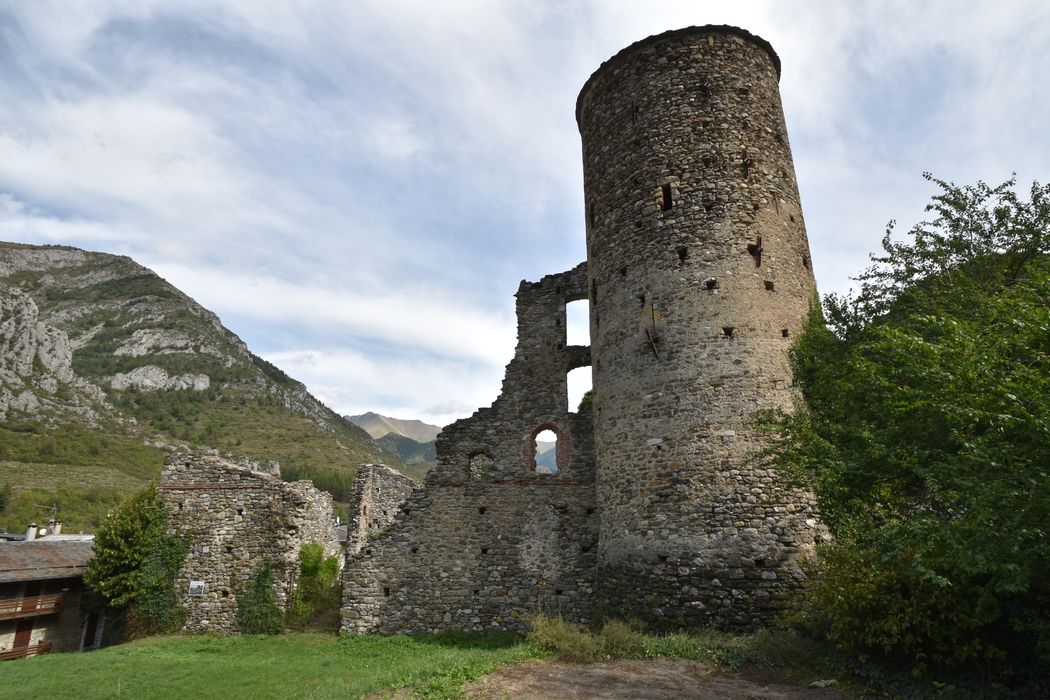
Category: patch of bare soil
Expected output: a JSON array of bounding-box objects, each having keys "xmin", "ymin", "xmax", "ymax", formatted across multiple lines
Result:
[{"xmin": 464, "ymin": 658, "xmax": 853, "ymax": 699}]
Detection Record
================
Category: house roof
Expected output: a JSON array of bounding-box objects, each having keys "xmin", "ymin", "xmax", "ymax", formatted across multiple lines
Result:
[{"xmin": 0, "ymin": 537, "xmax": 95, "ymax": 583}]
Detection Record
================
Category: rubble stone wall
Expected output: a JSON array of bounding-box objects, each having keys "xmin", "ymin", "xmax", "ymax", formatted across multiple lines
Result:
[
  {"xmin": 342, "ymin": 264, "xmax": 598, "ymax": 634},
  {"xmin": 345, "ymin": 464, "xmax": 417, "ymax": 555},
  {"xmin": 159, "ymin": 453, "xmax": 337, "ymax": 634},
  {"xmin": 577, "ymin": 26, "xmax": 827, "ymax": 629}
]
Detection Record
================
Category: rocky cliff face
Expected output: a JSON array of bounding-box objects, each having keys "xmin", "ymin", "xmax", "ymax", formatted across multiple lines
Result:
[{"xmin": 0, "ymin": 286, "xmax": 108, "ymax": 422}]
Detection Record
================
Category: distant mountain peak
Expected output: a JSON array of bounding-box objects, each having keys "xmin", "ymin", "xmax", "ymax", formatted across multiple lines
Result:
[{"xmin": 346, "ymin": 412, "xmax": 441, "ymax": 443}]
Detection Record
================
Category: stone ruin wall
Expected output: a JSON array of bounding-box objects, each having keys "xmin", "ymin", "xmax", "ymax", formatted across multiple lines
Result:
[
  {"xmin": 159, "ymin": 453, "xmax": 338, "ymax": 634},
  {"xmin": 342, "ymin": 264, "xmax": 598, "ymax": 634},
  {"xmin": 345, "ymin": 463, "xmax": 417, "ymax": 555},
  {"xmin": 578, "ymin": 26, "xmax": 827, "ymax": 629}
]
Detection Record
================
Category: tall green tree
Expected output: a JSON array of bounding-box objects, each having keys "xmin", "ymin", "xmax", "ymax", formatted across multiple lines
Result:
[
  {"xmin": 83, "ymin": 483, "xmax": 188, "ymax": 637},
  {"xmin": 775, "ymin": 175, "xmax": 1049, "ymax": 684}
]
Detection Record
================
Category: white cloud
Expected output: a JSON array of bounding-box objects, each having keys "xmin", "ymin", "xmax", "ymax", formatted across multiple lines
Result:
[
  {"xmin": 0, "ymin": 194, "xmax": 26, "ymax": 215},
  {"xmin": 366, "ymin": 117, "xmax": 424, "ymax": 161},
  {"xmin": 1, "ymin": 0, "xmax": 1047, "ymax": 421},
  {"xmin": 263, "ymin": 347, "xmax": 503, "ymax": 425},
  {"xmin": 148, "ymin": 262, "xmax": 517, "ymax": 366}
]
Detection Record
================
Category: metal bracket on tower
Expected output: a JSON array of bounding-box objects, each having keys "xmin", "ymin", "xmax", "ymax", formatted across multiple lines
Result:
[{"xmin": 646, "ymin": 304, "xmax": 661, "ymax": 359}]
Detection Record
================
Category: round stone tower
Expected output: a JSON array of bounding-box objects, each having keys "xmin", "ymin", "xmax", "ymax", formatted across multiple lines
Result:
[{"xmin": 578, "ymin": 26, "xmax": 826, "ymax": 629}]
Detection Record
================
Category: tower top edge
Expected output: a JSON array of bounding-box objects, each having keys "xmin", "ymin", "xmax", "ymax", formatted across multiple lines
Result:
[{"xmin": 575, "ymin": 25, "xmax": 781, "ymax": 125}]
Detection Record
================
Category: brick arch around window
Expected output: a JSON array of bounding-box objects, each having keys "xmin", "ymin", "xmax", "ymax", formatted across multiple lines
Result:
[{"xmin": 522, "ymin": 421, "xmax": 571, "ymax": 475}]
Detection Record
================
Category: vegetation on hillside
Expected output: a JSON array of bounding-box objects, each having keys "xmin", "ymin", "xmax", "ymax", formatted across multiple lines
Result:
[
  {"xmin": 0, "ymin": 420, "xmax": 166, "ymax": 532},
  {"xmin": 771, "ymin": 175, "xmax": 1049, "ymax": 690}
]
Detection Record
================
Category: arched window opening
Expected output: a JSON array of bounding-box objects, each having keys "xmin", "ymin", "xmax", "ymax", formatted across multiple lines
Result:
[{"xmin": 534, "ymin": 429, "xmax": 558, "ymax": 475}]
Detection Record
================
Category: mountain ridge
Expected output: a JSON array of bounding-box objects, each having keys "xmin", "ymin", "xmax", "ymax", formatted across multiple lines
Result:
[
  {"xmin": 346, "ymin": 411, "xmax": 442, "ymax": 443},
  {"xmin": 0, "ymin": 241, "xmax": 407, "ymax": 531}
]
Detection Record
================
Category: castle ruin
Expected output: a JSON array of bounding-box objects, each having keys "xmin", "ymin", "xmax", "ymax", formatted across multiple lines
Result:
[
  {"xmin": 341, "ymin": 26, "xmax": 827, "ymax": 634},
  {"xmin": 159, "ymin": 454, "xmax": 340, "ymax": 633}
]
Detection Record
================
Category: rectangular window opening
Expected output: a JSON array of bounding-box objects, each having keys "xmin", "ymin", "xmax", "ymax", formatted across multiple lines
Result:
[
  {"xmin": 568, "ymin": 365, "xmax": 593, "ymax": 413},
  {"xmin": 661, "ymin": 184, "xmax": 673, "ymax": 211},
  {"xmin": 566, "ymin": 299, "xmax": 590, "ymax": 346}
]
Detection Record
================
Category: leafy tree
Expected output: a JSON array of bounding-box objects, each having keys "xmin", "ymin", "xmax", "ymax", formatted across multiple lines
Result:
[
  {"xmin": 236, "ymin": 558, "xmax": 283, "ymax": 634},
  {"xmin": 83, "ymin": 483, "xmax": 188, "ymax": 637},
  {"xmin": 578, "ymin": 390, "xmax": 593, "ymax": 412},
  {"xmin": 775, "ymin": 175, "xmax": 1049, "ymax": 685}
]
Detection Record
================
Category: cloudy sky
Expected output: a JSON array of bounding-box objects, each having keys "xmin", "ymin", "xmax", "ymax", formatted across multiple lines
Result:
[{"xmin": 1, "ymin": 1, "xmax": 1047, "ymax": 425}]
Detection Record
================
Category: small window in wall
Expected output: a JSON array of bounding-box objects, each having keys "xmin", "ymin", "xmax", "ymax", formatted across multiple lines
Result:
[
  {"xmin": 535, "ymin": 429, "xmax": 558, "ymax": 474},
  {"xmin": 661, "ymin": 183, "xmax": 673, "ymax": 211}
]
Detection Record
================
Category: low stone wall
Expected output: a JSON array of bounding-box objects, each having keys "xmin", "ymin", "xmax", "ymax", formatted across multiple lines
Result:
[
  {"xmin": 159, "ymin": 453, "xmax": 338, "ymax": 634},
  {"xmin": 345, "ymin": 464, "xmax": 416, "ymax": 555}
]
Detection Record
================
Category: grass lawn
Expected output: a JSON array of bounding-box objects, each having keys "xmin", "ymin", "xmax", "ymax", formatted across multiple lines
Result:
[{"xmin": 0, "ymin": 632, "xmax": 542, "ymax": 699}]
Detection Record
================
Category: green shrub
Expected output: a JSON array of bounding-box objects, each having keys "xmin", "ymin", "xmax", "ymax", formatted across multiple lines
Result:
[
  {"xmin": 83, "ymin": 483, "xmax": 187, "ymax": 637},
  {"xmin": 527, "ymin": 615, "xmax": 755, "ymax": 667},
  {"xmin": 596, "ymin": 619, "xmax": 645, "ymax": 658},
  {"xmin": 286, "ymin": 542, "xmax": 341, "ymax": 630},
  {"xmin": 299, "ymin": 542, "xmax": 340, "ymax": 586},
  {"xmin": 0, "ymin": 483, "xmax": 9, "ymax": 513},
  {"xmin": 237, "ymin": 558, "xmax": 283, "ymax": 634},
  {"xmin": 527, "ymin": 615, "xmax": 604, "ymax": 662}
]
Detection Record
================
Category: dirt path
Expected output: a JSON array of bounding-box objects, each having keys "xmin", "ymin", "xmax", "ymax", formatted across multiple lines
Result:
[{"xmin": 464, "ymin": 658, "xmax": 852, "ymax": 699}]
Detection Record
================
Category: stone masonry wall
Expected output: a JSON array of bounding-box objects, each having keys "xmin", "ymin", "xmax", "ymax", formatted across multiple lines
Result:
[
  {"xmin": 346, "ymin": 464, "xmax": 417, "ymax": 555},
  {"xmin": 577, "ymin": 26, "xmax": 827, "ymax": 629},
  {"xmin": 160, "ymin": 453, "xmax": 338, "ymax": 634},
  {"xmin": 342, "ymin": 264, "xmax": 598, "ymax": 634}
]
